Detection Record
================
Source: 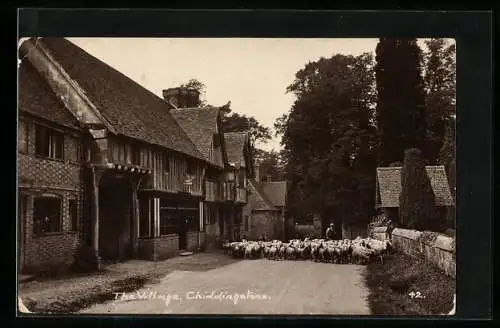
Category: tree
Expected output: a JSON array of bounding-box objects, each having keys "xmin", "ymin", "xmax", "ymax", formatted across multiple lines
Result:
[
  {"xmin": 375, "ymin": 38, "xmax": 427, "ymax": 165},
  {"xmin": 178, "ymin": 78, "xmax": 272, "ymax": 150},
  {"xmin": 438, "ymin": 121, "xmax": 456, "ymax": 198},
  {"xmin": 423, "ymin": 39, "xmax": 456, "ymax": 164},
  {"xmin": 399, "ymin": 148, "xmax": 437, "ymax": 230},
  {"xmin": 254, "ymin": 149, "xmax": 286, "ymax": 181},
  {"xmin": 223, "ymin": 113, "xmax": 272, "ymax": 147},
  {"xmin": 180, "ymin": 78, "xmax": 207, "ymax": 107},
  {"xmin": 278, "ymin": 53, "xmax": 378, "ymax": 232}
]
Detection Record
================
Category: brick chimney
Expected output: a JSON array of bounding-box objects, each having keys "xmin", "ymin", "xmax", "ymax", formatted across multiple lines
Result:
[{"xmin": 162, "ymin": 87, "xmax": 200, "ymax": 109}]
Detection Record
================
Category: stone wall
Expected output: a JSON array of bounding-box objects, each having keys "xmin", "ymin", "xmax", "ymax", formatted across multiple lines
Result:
[
  {"xmin": 391, "ymin": 228, "xmax": 456, "ymax": 277},
  {"xmin": 371, "ymin": 226, "xmax": 389, "ymax": 241}
]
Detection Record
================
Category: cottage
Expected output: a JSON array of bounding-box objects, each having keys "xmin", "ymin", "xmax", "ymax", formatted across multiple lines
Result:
[
  {"xmin": 375, "ymin": 165, "xmax": 455, "ymax": 227},
  {"xmin": 241, "ymin": 164, "xmax": 288, "ymax": 241},
  {"xmin": 17, "ymin": 37, "xmax": 248, "ymax": 273},
  {"xmin": 169, "ymin": 100, "xmax": 254, "ymax": 249},
  {"xmin": 222, "ymin": 132, "xmax": 255, "ymax": 241}
]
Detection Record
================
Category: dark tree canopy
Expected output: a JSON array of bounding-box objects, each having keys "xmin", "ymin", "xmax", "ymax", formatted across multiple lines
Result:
[
  {"xmin": 423, "ymin": 38, "xmax": 456, "ymax": 164},
  {"xmin": 223, "ymin": 113, "xmax": 272, "ymax": 147},
  {"xmin": 180, "ymin": 78, "xmax": 207, "ymax": 107},
  {"xmin": 278, "ymin": 53, "xmax": 378, "ymax": 231},
  {"xmin": 399, "ymin": 148, "xmax": 437, "ymax": 230},
  {"xmin": 254, "ymin": 149, "xmax": 286, "ymax": 181},
  {"xmin": 178, "ymin": 78, "xmax": 273, "ymax": 155},
  {"xmin": 375, "ymin": 38, "xmax": 427, "ymax": 165}
]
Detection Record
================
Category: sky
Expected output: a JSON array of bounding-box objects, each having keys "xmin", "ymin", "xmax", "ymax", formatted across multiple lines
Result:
[{"xmin": 66, "ymin": 38, "xmax": 436, "ymax": 151}]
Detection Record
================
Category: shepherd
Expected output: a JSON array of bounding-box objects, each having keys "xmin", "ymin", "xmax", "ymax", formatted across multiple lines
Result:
[
  {"xmin": 386, "ymin": 219, "xmax": 394, "ymax": 240},
  {"xmin": 325, "ymin": 222, "xmax": 336, "ymax": 240}
]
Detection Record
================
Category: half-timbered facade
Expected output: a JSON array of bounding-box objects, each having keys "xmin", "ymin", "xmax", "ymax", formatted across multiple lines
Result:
[
  {"xmin": 168, "ymin": 90, "xmax": 254, "ymax": 249},
  {"xmin": 18, "ymin": 38, "xmax": 213, "ymax": 272},
  {"xmin": 223, "ymin": 132, "xmax": 254, "ymax": 241}
]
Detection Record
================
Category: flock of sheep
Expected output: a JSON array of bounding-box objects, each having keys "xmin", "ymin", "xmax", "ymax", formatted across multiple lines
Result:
[{"xmin": 222, "ymin": 237, "xmax": 392, "ymax": 265}]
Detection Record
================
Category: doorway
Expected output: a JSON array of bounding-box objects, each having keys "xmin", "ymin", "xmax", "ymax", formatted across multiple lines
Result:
[{"xmin": 99, "ymin": 177, "xmax": 133, "ymax": 262}]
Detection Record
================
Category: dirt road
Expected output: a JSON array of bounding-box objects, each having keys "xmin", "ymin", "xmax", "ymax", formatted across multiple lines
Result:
[{"xmin": 81, "ymin": 259, "xmax": 370, "ymax": 315}]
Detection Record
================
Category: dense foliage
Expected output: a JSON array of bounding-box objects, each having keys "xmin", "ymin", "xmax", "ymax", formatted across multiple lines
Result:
[
  {"xmin": 375, "ymin": 39, "xmax": 427, "ymax": 165},
  {"xmin": 423, "ymin": 39, "xmax": 456, "ymax": 165},
  {"xmin": 277, "ymin": 53, "xmax": 378, "ymax": 230},
  {"xmin": 399, "ymin": 148, "xmax": 437, "ymax": 230}
]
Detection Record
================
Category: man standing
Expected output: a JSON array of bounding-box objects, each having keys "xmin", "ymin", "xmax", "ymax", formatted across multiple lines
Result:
[{"xmin": 325, "ymin": 222, "xmax": 336, "ymax": 240}]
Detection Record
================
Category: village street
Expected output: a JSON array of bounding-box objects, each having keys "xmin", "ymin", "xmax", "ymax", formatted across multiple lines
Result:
[{"xmin": 80, "ymin": 253, "xmax": 370, "ymax": 315}]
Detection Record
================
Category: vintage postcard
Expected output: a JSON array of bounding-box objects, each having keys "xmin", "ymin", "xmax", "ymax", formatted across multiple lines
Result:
[{"xmin": 17, "ymin": 36, "xmax": 456, "ymax": 316}]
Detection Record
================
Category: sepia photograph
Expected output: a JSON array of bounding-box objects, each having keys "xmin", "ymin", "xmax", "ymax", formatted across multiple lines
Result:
[{"xmin": 17, "ymin": 35, "xmax": 457, "ymax": 316}]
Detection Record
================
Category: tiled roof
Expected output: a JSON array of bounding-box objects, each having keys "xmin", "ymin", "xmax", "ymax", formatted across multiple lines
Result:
[
  {"xmin": 261, "ymin": 181, "xmax": 287, "ymax": 207},
  {"xmin": 376, "ymin": 165, "xmax": 454, "ymax": 208},
  {"xmin": 39, "ymin": 38, "xmax": 204, "ymax": 161},
  {"xmin": 247, "ymin": 179, "xmax": 278, "ymax": 211},
  {"xmin": 171, "ymin": 107, "xmax": 224, "ymax": 168},
  {"xmin": 224, "ymin": 132, "xmax": 248, "ymax": 166},
  {"xmin": 18, "ymin": 60, "xmax": 81, "ymax": 130}
]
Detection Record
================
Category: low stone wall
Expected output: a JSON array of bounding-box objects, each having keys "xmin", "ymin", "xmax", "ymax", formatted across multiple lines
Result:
[
  {"xmin": 138, "ymin": 235, "xmax": 179, "ymax": 261},
  {"xmin": 371, "ymin": 226, "xmax": 388, "ymax": 241},
  {"xmin": 391, "ymin": 228, "xmax": 456, "ymax": 277}
]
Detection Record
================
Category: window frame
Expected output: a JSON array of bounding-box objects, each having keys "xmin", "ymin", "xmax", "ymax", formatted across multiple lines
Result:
[
  {"xmin": 67, "ymin": 136, "xmax": 82, "ymax": 163},
  {"xmin": 33, "ymin": 194, "xmax": 63, "ymax": 235},
  {"xmin": 159, "ymin": 208, "xmax": 177, "ymax": 236},
  {"xmin": 35, "ymin": 124, "xmax": 64, "ymax": 161}
]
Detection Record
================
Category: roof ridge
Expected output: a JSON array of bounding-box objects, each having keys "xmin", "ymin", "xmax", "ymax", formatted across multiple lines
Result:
[{"xmin": 42, "ymin": 38, "xmax": 206, "ymax": 162}]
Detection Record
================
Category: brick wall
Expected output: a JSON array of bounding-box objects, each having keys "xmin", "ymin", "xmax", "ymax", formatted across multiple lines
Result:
[
  {"xmin": 138, "ymin": 235, "xmax": 179, "ymax": 261},
  {"xmin": 391, "ymin": 228, "xmax": 456, "ymax": 277},
  {"xmin": 187, "ymin": 231, "xmax": 203, "ymax": 251},
  {"xmin": 18, "ymin": 117, "xmax": 85, "ymax": 273}
]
